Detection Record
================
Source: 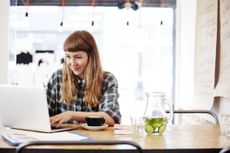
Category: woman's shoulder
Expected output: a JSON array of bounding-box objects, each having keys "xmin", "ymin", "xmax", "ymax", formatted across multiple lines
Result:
[
  {"xmin": 51, "ymin": 68, "xmax": 63, "ymax": 77},
  {"xmin": 48, "ymin": 68, "xmax": 63, "ymax": 83},
  {"xmin": 103, "ymin": 71, "xmax": 118, "ymax": 84},
  {"xmin": 102, "ymin": 71, "xmax": 118, "ymax": 91},
  {"xmin": 104, "ymin": 71, "xmax": 116, "ymax": 79},
  {"xmin": 46, "ymin": 68, "xmax": 63, "ymax": 89}
]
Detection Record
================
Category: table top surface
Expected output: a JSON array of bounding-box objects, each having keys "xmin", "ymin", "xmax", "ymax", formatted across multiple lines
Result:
[{"xmin": 0, "ymin": 124, "xmax": 230, "ymax": 151}]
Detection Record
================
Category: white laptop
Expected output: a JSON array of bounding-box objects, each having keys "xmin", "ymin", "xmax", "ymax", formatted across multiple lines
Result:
[{"xmin": 0, "ymin": 84, "xmax": 77, "ymax": 133}]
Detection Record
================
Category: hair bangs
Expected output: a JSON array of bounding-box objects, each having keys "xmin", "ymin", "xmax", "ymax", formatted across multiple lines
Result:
[{"xmin": 64, "ymin": 34, "xmax": 91, "ymax": 53}]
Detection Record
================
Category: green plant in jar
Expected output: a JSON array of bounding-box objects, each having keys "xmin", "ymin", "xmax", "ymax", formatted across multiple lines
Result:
[{"xmin": 145, "ymin": 117, "xmax": 167, "ymax": 135}]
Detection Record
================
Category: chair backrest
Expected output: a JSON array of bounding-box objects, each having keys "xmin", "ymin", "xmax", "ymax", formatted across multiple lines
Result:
[
  {"xmin": 219, "ymin": 147, "xmax": 230, "ymax": 153},
  {"xmin": 167, "ymin": 110, "xmax": 219, "ymax": 125},
  {"xmin": 15, "ymin": 140, "xmax": 143, "ymax": 153}
]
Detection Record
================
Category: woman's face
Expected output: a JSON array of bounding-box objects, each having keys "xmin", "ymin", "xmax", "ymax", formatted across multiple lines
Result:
[{"xmin": 65, "ymin": 51, "xmax": 89, "ymax": 80}]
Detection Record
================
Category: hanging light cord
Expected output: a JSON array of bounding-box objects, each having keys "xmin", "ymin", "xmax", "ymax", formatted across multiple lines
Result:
[
  {"xmin": 60, "ymin": 0, "xmax": 65, "ymax": 26},
  {"xmin": 161, "ymin": 0, "xmax": 165, "ymax": 7},
  {"xmin": 25, "ymin": 0, "xmax": 29, "ymax": 17},
  {"xmin": 91, "ymin": 0, "xmax": 96, "ymax": 26},
  {"xmin": 92, "ymin": 0, "xmax": 95, "ymax": 7},
  {"xmin": 160, "ymin": 0, "xmax": 165, "ymax": 25}
]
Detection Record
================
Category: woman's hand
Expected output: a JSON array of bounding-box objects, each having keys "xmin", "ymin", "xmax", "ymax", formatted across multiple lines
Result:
[
  {"xmin": 50, "ymin": 111, "xmax": 74, "ymax": 127},
  {"xmin": 50, "ymin": 111, "xmax": 115, "ymax": 127}
]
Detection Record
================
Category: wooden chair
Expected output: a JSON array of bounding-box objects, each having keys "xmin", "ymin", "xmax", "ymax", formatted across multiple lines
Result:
[
  {"xmin": 219, "ymin": 147, "xmax": 230, "ymax": 153},
  {"xmin": 15, "ymin": 140, "xmax": 143, "ymax": 153}
]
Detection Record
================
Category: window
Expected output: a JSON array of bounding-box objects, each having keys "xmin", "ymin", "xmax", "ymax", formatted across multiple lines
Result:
[{"xmin": 9, "ymin": 6, "xmax": 174, "ymax": 124}]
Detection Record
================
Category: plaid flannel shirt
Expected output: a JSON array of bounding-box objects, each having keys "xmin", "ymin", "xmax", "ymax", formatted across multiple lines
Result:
[{"xmin": 46, "ymin": 69, "xmax": 121, "ymax": 124}]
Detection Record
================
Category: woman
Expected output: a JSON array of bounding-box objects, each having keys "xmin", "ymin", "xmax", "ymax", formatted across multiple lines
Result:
[{"xmin": 46, "ymin": 30, "xmax": 121, "ymax": 127}]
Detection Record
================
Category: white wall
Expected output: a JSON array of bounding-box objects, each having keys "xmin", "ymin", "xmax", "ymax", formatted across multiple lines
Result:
[
  {"xmin": 175, "ymin": 0, "xmax": 197, "ymax": 109},
  {"xmin": 175, "ymin": 0, "xmax": 230, "ymax": 115},
  {"xmin": 0, "ymin": 0, "xmax": 9, "ymax": 84}
]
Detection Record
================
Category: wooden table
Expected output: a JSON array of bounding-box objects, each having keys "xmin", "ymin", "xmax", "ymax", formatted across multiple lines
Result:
[{"xmin": 0, "ymin": 124, "xmax": 230, "ymax": 153}]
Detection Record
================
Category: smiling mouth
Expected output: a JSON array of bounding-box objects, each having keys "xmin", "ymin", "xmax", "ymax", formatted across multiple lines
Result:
[
  {"xmin": 73, "ymin": 65, "xmax": 82, "ymax": 71},
  {"xmin": 72, "ymin": 67, "xmax": 79, "ymax": 70}
]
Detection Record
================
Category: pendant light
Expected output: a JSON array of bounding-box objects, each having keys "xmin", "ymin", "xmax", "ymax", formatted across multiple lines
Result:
[
  {"xmin": 59, "ymin": 0, "xmax": 65, "ymax": 32},
  {"xmin": 125, "ymin": 0, "xmax": 130, "ymax": 26},
  {"xmin": 91, "ymin": 0, "xmax": 96, "ymax": 26},
  {"xmin": 160, "ymin": 0, "xmax": 164, "ymax": 25},
  {"xmin": 25, "ymin": 0, "xmax": 29, "ymax": 17}
]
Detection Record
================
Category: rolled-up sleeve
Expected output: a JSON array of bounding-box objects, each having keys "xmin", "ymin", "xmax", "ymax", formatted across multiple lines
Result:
[{"xmin": 99, "ymin": 72, "xmax": 121, "ymax": 124}]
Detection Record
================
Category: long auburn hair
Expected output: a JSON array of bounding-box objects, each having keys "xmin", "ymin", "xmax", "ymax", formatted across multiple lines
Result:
[{"xmin": 60, "ymin": 30, "xmax": 104, "ymax": 108}]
